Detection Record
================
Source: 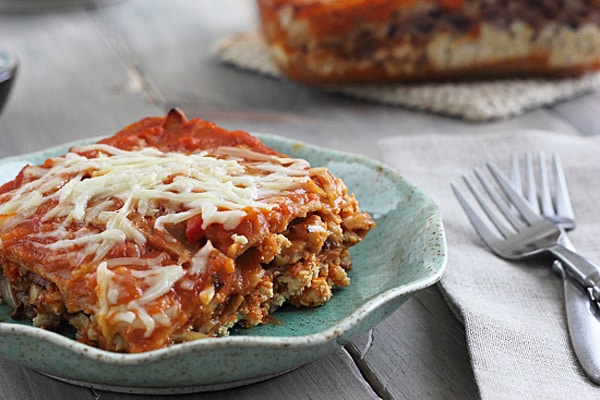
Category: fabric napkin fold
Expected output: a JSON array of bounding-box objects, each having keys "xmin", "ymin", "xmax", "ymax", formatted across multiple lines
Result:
[
  {"xmin": 378, "ymin": 130, "xmax": 600, "ymax": 399},
  {"xmin": 213, "ymin": 31, "xmax": 600, "ymax": 121}
]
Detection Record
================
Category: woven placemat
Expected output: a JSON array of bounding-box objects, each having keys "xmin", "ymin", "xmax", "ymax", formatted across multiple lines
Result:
[{"xmin": 213, "ymin": 31, "xmax": 600, "ymax": 121}]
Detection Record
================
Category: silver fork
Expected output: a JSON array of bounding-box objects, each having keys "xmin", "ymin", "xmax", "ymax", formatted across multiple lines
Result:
[
  {"xmin": 451, "ymin": 163, "xmax": 600, "ymax": 308},
  {"xmin": 508, "ymin": 152, "xmax": 575, "ymax": 231},
  {"xmin": 509, "ymin": 153, "xmax": 600, "ymax": 384},
  {"xmin": 508, "ymin": 153, "xmax": 577, "ymax": 275}
]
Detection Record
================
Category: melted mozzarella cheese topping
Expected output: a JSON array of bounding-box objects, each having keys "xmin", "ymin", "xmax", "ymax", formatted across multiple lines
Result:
[
  {"xmin": 1, "ymin": 144, "xmax": 310, "ymax": 244},
  {"xmin": 96, "ymin": 260, "xmax": 187, "ymax": 338},
  {"xmin": 0, "ymin": 143, "xmax": 313, "ymax": 337}
]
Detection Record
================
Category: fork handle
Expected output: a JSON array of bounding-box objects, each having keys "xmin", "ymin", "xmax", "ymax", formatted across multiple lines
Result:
[
  {"xmin": 550, "ymin": 245, "xmax": 600, "ymax": 302},
  {"xmin": 561, "ymin": 267, "xmax": 600, "ymax": 384}
]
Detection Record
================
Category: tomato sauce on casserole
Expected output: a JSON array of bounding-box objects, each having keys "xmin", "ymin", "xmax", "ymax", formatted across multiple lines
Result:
[{"xmin": 0, "ymin": 109, "xmax": 374, "ymax": 353}]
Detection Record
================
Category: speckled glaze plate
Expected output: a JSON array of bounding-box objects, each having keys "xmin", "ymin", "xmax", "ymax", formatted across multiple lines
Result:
[{"xmin": 0, "ymin": 134, "xmax": 446, "ymax": 394}]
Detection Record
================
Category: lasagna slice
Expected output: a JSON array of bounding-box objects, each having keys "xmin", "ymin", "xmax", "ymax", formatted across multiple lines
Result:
[{"xmin": 0, "ymin": 109, "xmax": 374, "ymax": 353}]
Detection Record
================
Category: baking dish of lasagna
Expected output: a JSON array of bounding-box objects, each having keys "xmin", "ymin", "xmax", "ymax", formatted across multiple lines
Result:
[
  {"xmin": 257, "ymin": 0, "xmax": 600, "ymax": 84},
  {"xmin": 0, "ymin": 109, "xmax": 445, "ymax": 392}
]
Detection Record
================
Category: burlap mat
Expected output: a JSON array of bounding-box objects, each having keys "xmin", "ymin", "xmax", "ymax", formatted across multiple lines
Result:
[{"xmin": 213, "ymin": 31, "xmax": 600, "ymax": 121}]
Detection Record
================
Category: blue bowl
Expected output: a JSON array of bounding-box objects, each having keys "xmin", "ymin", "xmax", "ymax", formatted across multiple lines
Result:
[{"xmin": 0, "ymin": 50, "xmax": 18, "ymax": 115}]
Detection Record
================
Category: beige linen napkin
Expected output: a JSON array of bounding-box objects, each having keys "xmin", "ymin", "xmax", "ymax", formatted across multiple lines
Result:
[
  {"xmin": 378, "ymin": 130, "xmax": 600, "ymax": 399},
  {"xmin": 214, "ymin": 32, "xmax": 600, "ymax": 121}
]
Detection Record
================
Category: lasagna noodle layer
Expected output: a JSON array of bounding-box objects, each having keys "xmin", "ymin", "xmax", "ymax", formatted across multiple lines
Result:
[{"xmin": 0, "ymin": 109, "xmax": 375, "ymax": 353}]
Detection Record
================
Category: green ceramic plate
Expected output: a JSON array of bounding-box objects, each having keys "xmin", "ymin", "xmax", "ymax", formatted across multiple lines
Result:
[{"xmin": 0, "ymin": 134, "xmax": 446, "ymax": 394}]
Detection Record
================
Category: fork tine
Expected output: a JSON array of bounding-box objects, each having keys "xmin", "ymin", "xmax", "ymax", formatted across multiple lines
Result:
[
  {"xmin": 538, "ymin": 151, "xmax": 555, "ymax": 217},
  {"xmin": 509, "ymin": 153, "xmax": 536, "ymax": 215},
  {"xmin": 462, "ymin": 174, "xmax": 515, "ymax": 237},
  {"xmin": 524, "ymin": 153, "xmax": 541, "ymax": 214},
  {"xmin": 486, "ymin": 162, "xmax": 541, "ymax": 224},
  {"xmin": 509, "ymin": 153, "xmax": 522, "ymax": 194},
  {"xmin": 451, "ymin": 182, "xmax": 503, "ymax": 249},
  {"xmin": 473, "ymin": 168, "xmax": 526, "ymax": 233},
  {"xmin": 552, "ymin": 153, "xmax": 576, "ymax": 223}
]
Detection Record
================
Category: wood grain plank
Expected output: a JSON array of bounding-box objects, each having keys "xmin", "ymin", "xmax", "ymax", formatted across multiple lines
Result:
[
  {"xmin": 93, "ymin": 348, "xmax": 380, "ymax": 400},
  {"xmin": 91, "ymin": 0, "xmax": 258, "ymax": 107},
  {"xmin": 0, "ymin": 359, "xmax": 94, "ymax": 400},
  {"xmin": 347, "ymin": 287, "xmax": 479, "ymax": 400},
  {"xmin": 0, "ymin": 4, "xmax": 162, "ymax": 158}
]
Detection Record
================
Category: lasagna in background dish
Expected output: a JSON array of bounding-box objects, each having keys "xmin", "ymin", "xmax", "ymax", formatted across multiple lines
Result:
[
  {"xmin": 0, "ymin": 109, "xmax": 375, "ymax": 353},
  {"xmin": 257, "ymin": 0, "xmax": 600, "ymax": 84}
]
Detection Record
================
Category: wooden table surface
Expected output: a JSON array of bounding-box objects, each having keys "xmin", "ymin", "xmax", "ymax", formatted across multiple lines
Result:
[{"xmin": 0, "ymin": 1, "xmax": 598, "ymax": 399}]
